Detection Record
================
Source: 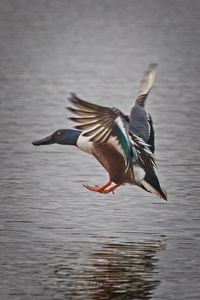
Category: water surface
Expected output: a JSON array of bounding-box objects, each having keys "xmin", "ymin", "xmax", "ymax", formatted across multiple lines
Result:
[{"xmin": 0, "ymin": 1, "xmax": 200, "ymax": 299}]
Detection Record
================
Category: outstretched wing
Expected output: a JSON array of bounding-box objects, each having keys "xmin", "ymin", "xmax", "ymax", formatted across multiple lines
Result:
[
  {"xmin": 67, "ymin": 93, "xmax": 135, "ymax": 169},
  {"xmin": 135, "ymin": 63, "xmax": 158, "ymax": 107},
  {"xmin": 68, "ymin": 93, "xmax": 121, "ymax": 143},
  {"xmin": 129, "ymin": 64, "xmax": 157, "ymax": 153}
]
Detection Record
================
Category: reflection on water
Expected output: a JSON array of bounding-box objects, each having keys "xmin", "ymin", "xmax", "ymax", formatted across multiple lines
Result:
[{"xmin": 51, "ymin": 239, "xmax": 165, "ymax": 300}]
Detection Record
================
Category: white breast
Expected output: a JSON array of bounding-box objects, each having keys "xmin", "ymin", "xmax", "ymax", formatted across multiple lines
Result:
[{"xmin": 77, "ymin": 134, "xmax": 93, "ymax": 154}]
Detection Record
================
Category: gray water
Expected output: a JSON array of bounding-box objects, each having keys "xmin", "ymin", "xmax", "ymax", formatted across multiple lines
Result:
[{"xmin": 0, "ymin": 0, "xmax": 200, "ymax": 299}]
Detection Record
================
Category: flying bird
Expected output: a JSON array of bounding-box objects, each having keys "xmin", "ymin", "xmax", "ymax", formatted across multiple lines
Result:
[{"xmin": 32, "ymin": 64, "xmax": 167, "ymax": 200}]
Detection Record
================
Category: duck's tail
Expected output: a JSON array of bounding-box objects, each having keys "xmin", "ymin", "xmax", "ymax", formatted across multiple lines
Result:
[{"xmin": 142, "ymin": 170, "xmax": 167, "ymax": 201}]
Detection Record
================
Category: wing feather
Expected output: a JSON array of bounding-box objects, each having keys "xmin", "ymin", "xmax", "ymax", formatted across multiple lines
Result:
[
  {"xmin": 136, "ymin": 63, "xmax": 158, "ymax": 107},
  {"xmin": 129, "ymin": 130, "xmax": 156, "ymax": 170},
  {"xmin": 67, "ymin": 93, "xmax": 120, "ymax": 143}
]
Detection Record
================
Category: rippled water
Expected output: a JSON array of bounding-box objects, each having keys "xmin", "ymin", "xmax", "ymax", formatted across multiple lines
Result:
[{"xmin": 0, "ymin": 1, "xmax": 200, "ymax": 299}]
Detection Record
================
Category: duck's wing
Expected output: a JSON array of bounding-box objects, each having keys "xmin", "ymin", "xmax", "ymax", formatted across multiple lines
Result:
[
  {"xmin": 129, "ymin": 63, "xmax": 157, "ymax": 153},
  {"xmin": 129, "ymin": 105, "xmax": 155, "ymax": 153},
  {"xmin": 135, "ymin": 63, "xmax": 157, "ymax": 107},
  {"xmin": 129, "ymin": 131, "xmax": 156, "ymax": 170},
  {"xmin": 67, "ymin": 93, "xmax": 135, "ymax": 169}
]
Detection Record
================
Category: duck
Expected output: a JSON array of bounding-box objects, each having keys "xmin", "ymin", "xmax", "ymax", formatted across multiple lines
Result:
[{"xmin": 32, "ymin": 64, "xmax": 167, "ymax": 200}]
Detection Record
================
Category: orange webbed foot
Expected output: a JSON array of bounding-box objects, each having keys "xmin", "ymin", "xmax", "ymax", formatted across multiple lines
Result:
[{"xmin": 83, "ymin": 180, "xmax": 120, "ymax": 194}]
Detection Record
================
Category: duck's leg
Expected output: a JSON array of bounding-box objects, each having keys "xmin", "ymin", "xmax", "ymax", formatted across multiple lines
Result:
[
  {"xmin": 83, "ymin": 180, "xmax": 113, "ymax": 192},
  {"xmin": 83, "ymin": 181, "xmax": 121, "ymax": 194},
  {"xmin": 100, "ymin": 183, "xmax": 121, "ymax": 194}
]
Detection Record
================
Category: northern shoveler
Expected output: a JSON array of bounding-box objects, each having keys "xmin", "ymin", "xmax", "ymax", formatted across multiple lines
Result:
[{"xmin": 32, "ymin": 64, "xmax": 167, "ymax": 200}]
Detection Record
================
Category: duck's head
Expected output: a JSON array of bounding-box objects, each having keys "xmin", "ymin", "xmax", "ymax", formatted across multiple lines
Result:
[{"xmin": 32, "ymin": 129, "xmax": 81, "ymax": 146}]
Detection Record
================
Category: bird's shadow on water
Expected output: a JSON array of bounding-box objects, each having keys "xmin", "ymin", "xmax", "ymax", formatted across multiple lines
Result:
[{"xmin": 50, "ymin": 237, "xmax": 166, "ymax": 300}]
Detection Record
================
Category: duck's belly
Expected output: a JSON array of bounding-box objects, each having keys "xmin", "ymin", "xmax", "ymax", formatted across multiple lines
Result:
[
  {"xmin": 77, "ymin": 134, "xmax": 132, "ymax": 184},
  {"xmin": 92, "ymin": 142, "xmax": 127, "ymax": 184}
]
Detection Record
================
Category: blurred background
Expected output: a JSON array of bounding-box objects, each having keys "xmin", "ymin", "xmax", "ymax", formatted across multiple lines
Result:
[{"xmin": 0, "ymin": 0, "xmax": 199, "ymax": 299}]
